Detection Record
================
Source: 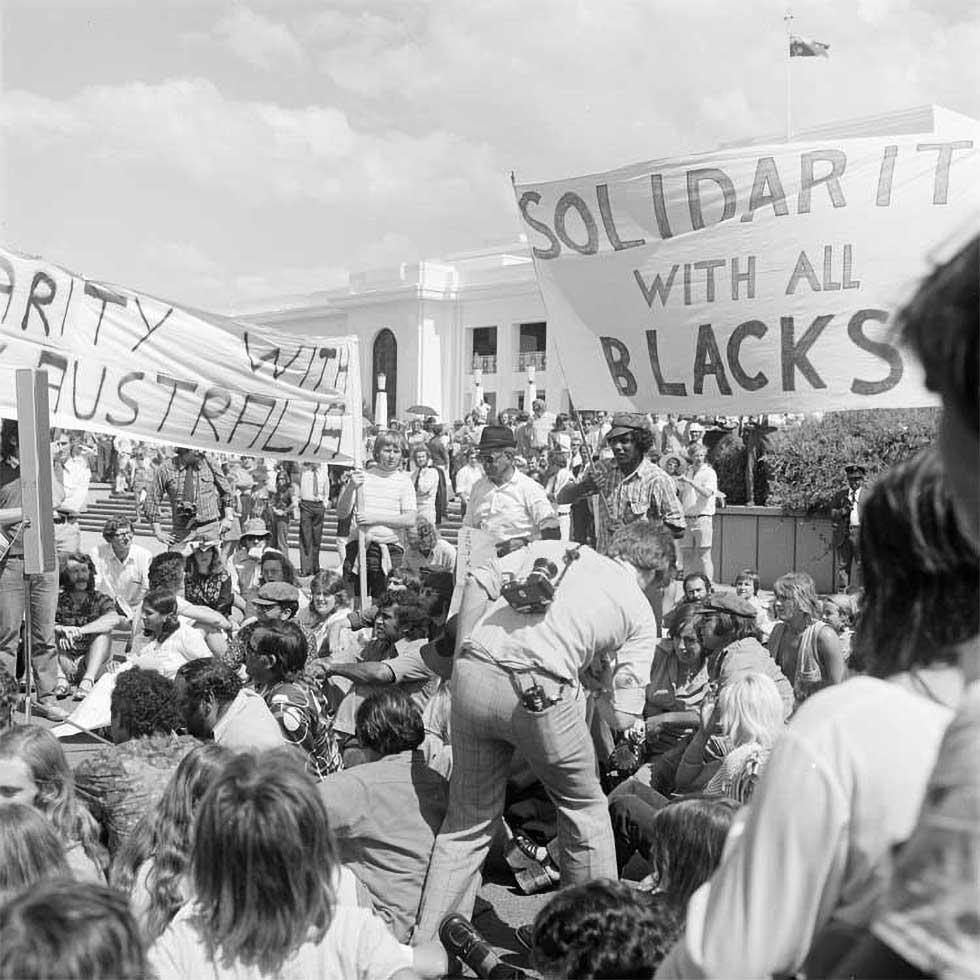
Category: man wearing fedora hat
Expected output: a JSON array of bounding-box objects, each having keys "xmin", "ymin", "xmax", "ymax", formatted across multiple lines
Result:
[
  {"xmin": 463, "ymin": 425, "xmax": 559, "ymax": 552},
  {"xmin": 558, "ymin": 413, "xmax": 685, "ymax": 554},
  {"xmin": 830, "ymin": 462, "xmax": 867, "ymax": 591}
]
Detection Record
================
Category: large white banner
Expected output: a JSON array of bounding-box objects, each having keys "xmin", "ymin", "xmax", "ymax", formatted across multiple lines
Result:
[
  {"xmin": 516, "ymin": 134, "xmax": 979, "ymax": 413},
  {"xmin": 0, "ymin": 247, "xmax": 362, "ymax": 463}
]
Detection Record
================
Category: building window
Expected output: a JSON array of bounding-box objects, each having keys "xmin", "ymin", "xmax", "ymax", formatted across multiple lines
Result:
[
  {"xmin": 517, "ymin": 322, "xmax": 547, "ymax": 371},
  {"xmin": 471, "ymin": 326, "xmax": 497, "ymax": 374},
  {"xmin": 372, "ymin": 329, "xmax": 397, "ymax": 421},
  {"xmin": 516, "ymin": 389, "xmax": 546, "ymax": 411}
]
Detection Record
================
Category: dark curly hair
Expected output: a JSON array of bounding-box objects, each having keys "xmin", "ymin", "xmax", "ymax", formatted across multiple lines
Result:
[
  {"xmin": 175, "ymin": 659, "xmax": 242, "ymax": 717},
  {"xmin": 110, "ymin": 668, "xmax": 183, "ymax": 738},
  {"xmin": 148, "ymin": 552, "xmax": 184, "ymax": 593},
  {"xmin": 531, "ymin": 880, "xmax": 682, "ymax": 979},
  {"xmin": 251, "ymin": 622, "xmax": 308, "ymax": 681},
  {"xmin": 258, "ymin": 550, "xmax": 297, "ymax": 586},
  {"xmin": 355, "ymin": 688, "xmax": 424, "ymax": 756},
  {"xmin": 59, "ymin": 553, "xmax": 97, "ymax": 593}
]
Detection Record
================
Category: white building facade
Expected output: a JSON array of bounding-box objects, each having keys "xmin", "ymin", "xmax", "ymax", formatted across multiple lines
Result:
[{"xmin": 238, "ymin": 244, "xmax": 572, "ymax": 424}]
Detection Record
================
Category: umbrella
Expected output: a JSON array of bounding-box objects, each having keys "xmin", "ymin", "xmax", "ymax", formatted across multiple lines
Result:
[{"xmin": 407, "ymin": 404, "xmax": 437, "ymax": 416}]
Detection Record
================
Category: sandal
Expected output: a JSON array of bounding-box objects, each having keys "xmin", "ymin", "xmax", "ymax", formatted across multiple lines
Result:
[
  {"xmin": 73, "ymin": 678, "xmax": 95, "ymax": 701},
  {"xmin": 53, "ymin": 679, "xmax": 72, "ymax": 699}
]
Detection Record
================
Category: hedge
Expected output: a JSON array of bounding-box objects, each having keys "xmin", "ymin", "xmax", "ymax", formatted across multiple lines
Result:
[{"xmin": 764, "ymin": 408, "xmax": 940, "ymax": 514}]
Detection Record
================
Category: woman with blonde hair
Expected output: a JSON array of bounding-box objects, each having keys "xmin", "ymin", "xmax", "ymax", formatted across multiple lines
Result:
[
  {"xmin": 702, "ymin": 672, "xmax": 785, "ymax": 804},
  {"xmin": 769, "ymin": 570, "xmax": 846, "ymax": 708}
]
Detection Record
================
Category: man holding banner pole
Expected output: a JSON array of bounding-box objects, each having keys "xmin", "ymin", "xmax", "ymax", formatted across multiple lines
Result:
[{"xmin": 0, "ymin": 418, "xmax": 66, "ymax": 720}]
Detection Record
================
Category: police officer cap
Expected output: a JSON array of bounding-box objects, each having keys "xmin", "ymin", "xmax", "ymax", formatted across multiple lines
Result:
[
  {"xmin": 606, "ymin": 412, "xmax": 650, "ymax": 438},
  {"xmin": 699, "ymin": 592, "xmax": 758, "ymax": 618},
  {"xmin": 477, "ymin": 425, "xmax": 517, "ymax": 451},
  {"xmin": 844, "ymin": 462, "xmax": 867, "ymax": 476}
]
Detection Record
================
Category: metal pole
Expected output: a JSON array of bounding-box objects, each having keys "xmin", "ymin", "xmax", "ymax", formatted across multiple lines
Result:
[{"xmin": 22, "ymin": 573, "xmax": 33, "ymax": 722}]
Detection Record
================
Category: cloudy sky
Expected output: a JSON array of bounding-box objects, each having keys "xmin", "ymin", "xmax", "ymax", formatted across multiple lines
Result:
[{"xmin": 1, "ymin": 0, "xmax": 977, "ymax": 312}]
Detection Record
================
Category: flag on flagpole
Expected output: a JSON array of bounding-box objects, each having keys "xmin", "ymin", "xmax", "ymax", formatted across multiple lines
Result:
[{"xmin": 789, "ymin": 34, "xmax": 830, "ymax": 57}]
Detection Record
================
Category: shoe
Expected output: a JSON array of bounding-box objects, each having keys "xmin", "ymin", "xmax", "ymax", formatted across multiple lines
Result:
[
  {"xmin": 73, "ymin": 678, "xmax": 95, "ymax": 702},
  {"xmin": 514, "ymin": 925, "xmax": 534, "ymax": 953},
  {"xmin": 438, "ymin": 915, "xmax": 527, "ymax": 979},
  {"xmin": 32, "ymin": 698, "xmax": 70, "ymax": 722}
]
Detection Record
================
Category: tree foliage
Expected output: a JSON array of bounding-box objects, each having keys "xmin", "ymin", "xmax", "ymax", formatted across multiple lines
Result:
[{"xmin": 765, "ymin": 409, "xmax": 939, "ymax": 514}]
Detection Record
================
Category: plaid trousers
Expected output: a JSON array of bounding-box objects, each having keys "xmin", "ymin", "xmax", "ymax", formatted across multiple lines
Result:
[{"xmin": 414, "ymin": 653, "xmax": 617, "ymax": 940}]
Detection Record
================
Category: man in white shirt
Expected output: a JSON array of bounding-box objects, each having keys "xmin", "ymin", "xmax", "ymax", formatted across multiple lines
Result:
[
  {"xmin": 677, "ymin": 444, "xmax": 718, "ymax": 582},
  {"xmin": 453, "ymin": 449, "xmax": 483, "ymax": 520},
  {"xmin": 463, "ymin": 425, "xmax": 559, "ymax": 553},
  {"xmin": 298, "ymin": 461, "xmax": 329, "ymax": 577},
  {"xmin": 415, "ymin": 521, "xmax": 673, "ymax": 939},
  {"xmin": 89, "ymin": 518, "xmax": 151, "ymax": 627}
]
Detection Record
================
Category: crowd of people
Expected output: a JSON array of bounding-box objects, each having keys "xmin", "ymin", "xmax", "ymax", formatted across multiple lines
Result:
[{"xmin": 0, "ymin": 233, "xmax": 976, "ymax": 979}]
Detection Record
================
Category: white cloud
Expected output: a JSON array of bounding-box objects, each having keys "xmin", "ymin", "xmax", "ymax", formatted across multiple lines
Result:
[{"xmin": 213, "ymin": 7, "xmax": 307, "ymax": 71}]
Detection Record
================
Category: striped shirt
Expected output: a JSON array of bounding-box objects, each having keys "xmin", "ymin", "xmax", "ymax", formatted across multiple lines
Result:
[{"xmin": 349, "ymin": 469, "xmax": 416, "ymax": 546}]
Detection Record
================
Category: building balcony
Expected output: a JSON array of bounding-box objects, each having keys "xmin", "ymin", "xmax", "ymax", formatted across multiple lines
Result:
[
  {"xmin": 517, "ymin": 350, "xmax": 547, "ymax": 372},
  {"xmin": 471, "ymin": 353, "xmax": 498, "ymax": 374}
]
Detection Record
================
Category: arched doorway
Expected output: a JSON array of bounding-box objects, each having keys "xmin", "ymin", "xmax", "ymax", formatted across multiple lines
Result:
[{"xmin": 372, "ymin": 329, "xmax": 397, "ymax": 422}]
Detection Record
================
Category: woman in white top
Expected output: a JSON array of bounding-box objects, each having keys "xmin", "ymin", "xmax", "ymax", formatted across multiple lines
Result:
[
  {"xmin": 656, "ymin": 449, "xmax": 973, "ymax": 980},
  {"xmin": 337, "ymin": 431, "xmax": 418, "ymax": 600},
  {"xmin": 410, "ymin": 445, "xmax": 440, "ymax": 526},
  {"xmin": 53, "ymin": 588, "xmax": 212, "ymax": 737}
]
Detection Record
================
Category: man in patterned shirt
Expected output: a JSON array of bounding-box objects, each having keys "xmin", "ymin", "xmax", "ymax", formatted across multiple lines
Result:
[
  {"xmin": 246, "ymin": 620, "xmax": 342, "ymax": 779},
  {"xmin": 559, "ymin": 412, "xmax": 685, "ymax": 554},
  {"xmin": 142, "ymin": 447, "xmax": 234, "ymax": 547}
]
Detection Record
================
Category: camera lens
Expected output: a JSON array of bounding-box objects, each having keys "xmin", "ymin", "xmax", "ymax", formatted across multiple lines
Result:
[{"xmin": 531, "ymin": 558, "xmax": 558, "ymax": 579}]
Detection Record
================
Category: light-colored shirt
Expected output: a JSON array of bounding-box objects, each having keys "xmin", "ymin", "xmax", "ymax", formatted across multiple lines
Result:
[
  {"xmin": 149, "ymin": 902, "xmax": 408, "ymax": 980},
  {"xmin": 213, "ymin": 688, "xmax": 287, "ymax": 752},
  {"xmin": 299, "ymin": 465, "xmax": 328, "ymax": 502},
  {"xmin": 679, "ymin": 463, "xmax": 718, "ymax": 517},
  {"xmin": 463, "ymin": 471, "xmax": 556, "ymax": 544},
  {"xmin": 89, "ymin": 540, "xmax": 152, "ymax": 619},
  {"xmin": 350, "ymin": 469, "xmax": 416, "ymax": 546},
  {"xmin": 871, "ymin": 679, "xmax": 980, "ymax": 979},
  {"xmin": 655, "ymin": 673, "xmax": 959, "ymax": 980},
  {"xmin": 318, "ymin": 750, "xmax": 449, "ymax": 943},
  {"xmin": 466, "ymin": 542, "xmax": 658, "ymax": 715},
  {"xmin": 401, "ymin": 539, "xmax": 457, "ymax": 576},
  {"xmin": 454, "ymin": 463, "xmax": 483, "ymax": 502}
]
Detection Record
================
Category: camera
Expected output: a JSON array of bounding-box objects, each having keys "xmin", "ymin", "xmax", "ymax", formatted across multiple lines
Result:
[{"xmin": 501, "ymin": 557, "xmax": 560, "ymax": 614}]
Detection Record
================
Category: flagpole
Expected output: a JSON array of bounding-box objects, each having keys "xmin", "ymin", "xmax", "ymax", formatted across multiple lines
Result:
[{"xmin": 784, "ymin": 10, "xmax": 793, "ymax": 141}]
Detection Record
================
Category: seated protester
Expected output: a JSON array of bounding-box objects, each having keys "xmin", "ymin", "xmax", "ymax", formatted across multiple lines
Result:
[
  {"xmin": 175, "ymin": 658, "xmax": 286, "ymax": 752},
  {"xmin": 54, "ymin": 552, "xmax": 125, "ymax": 701},
  {"xmin": 183, "ymin": 541, "xmax": 234, "ymax": 657},
  {"xmin": 645, "ymin": 604, "xmax": 711, "ymax": 755},
  {"xmin": 245, "ymin": 623, "xmax": 342, "ymax": 779},
  {"xmin": 529, "ymin": 881, "xmax": 683, "ymax": 980},
  {"xmin": 615, "ymin": 595, "xmax": 793, "ymax": 803},
  {"xmin": 820, "ymin": 594, "xmax": 854, "ymax": 663},
  {"xmin": 656, "ymin": 449, "xmax": 971, "ymax": 980},
  {"xmin": 317, "ymin": 689, "xmax": 449, "ymax": 943},
  {"xmin": 0, "ymin": 879, "xmax": 149, "ymax": 980},
  {"xmin": 231, "ymin": 517, "xmax": 272, "ymax": 606},
  {"xmin": 0, "ymin": 803, "xmax": 71, "ymax": 906},
  {"xmin": 298, "ymin": 570, "xmax": 359, "ymax": 662},
  {"xmin": 321, "ymin": 591, "xmax": 440, "ymax": 743},
  {"xmin": 142, "ymin": 552, "xmax": 231, "ymax": 650},
  {"xmin": 682, "ymin": 572, "xmax": 712, "ymax": 603},
  {"xmin": 53, "ymin": 589, "xmax": 212, "ymax": 737},
  {"xmin": 222, "ymin": 581, "xmax": 317, "ymax": 671},
  {"xmin": 616, "ymin": 797, "xmax": 739, "ymax": 907},
  {"xmin": 732, "ymin": 568, "xmax": 774, "ymax": 642},
  {"xmin": 769, "ymin": 571, "xmax": 846, "ymax": 708},
  {"xmin": 111, "ymin": 744, "xmax": 235, "ymax": 943},
  {"xmin": 148, "ymin": 751, "xmax": 417, "ymax": 980},
  {"xmin": 73, "ymin": 669, "xmax": 197, "ymax": 857},
  {"xmin": 89, "ymin": 517, "xmax": 151, "ymax": 641},
  {"xmin": 700, "ymin": 672, "xmax": 785, "ymax": 804},
  {"xmin": 402, "ymin": 516, "xmax": 457, "ymax": 580},
  {"xmin": 241, "ymin": 548, "xmax": 304, "ymax": 621},
  {"xmin": 610, "ymin": 676, "xmax": 780, "ymax": 874},
  {"xmin": 0, "ymin": 725, "xmax": 107, "ymax": 882}
]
